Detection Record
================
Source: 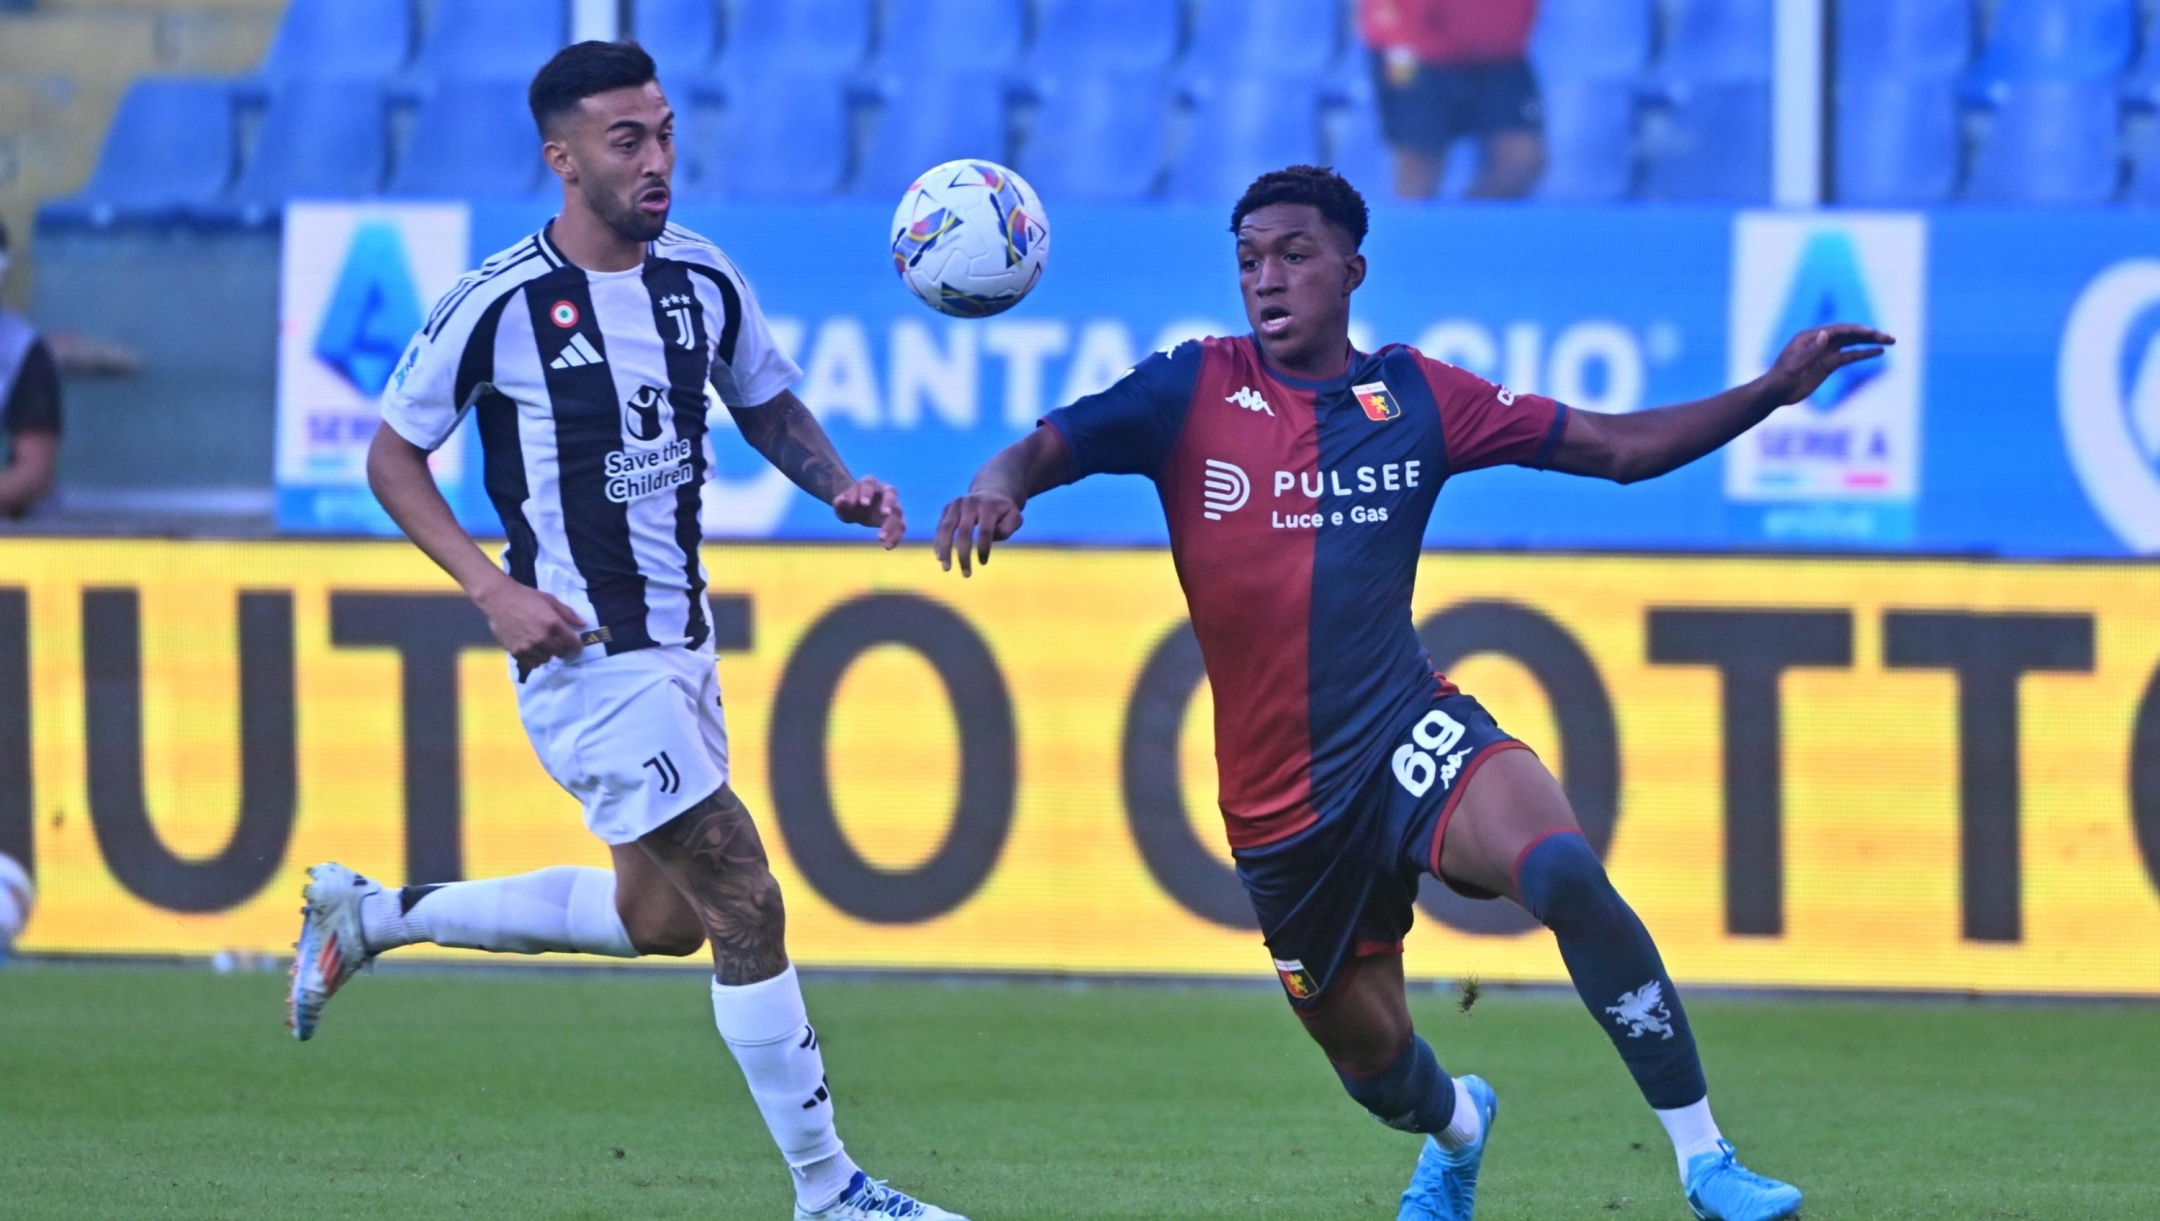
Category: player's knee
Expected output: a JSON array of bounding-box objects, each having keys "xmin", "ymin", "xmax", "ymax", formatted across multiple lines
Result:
[
  {"xmin": 1515, "ymin": 830, "xmax": 1619, "ymax": 931},
  {"xmin": 1334, "ymin": 1033, "xmax": 1454, "ymax": 1133},
  {"xmin": 629, "ymin": 917, "xmax": 705, "ymax": 958}
]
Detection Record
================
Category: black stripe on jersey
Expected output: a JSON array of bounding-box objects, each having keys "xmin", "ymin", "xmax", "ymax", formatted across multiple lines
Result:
[
  {"xmin": 455, "ymin": 288, "xmax": 542, "ymax": 587},
  {"xmin": 681, "ymin": 263, "xmax": 744, "ymax": 367},
  {"xmin": 425, "ymin": 241, "xmax": 540, "ymax": 341},
  {"xmin": 644, "ymin": 257, "xmax": 713, "ymax": 651},
  {"xmin": 526, "ymin": 269, "xmax": 657, "ymax": 654}
]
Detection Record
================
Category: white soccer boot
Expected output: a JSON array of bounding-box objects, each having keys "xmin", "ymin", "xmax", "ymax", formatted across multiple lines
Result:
[
  {"xmin": 286, "ymin": 862, "xmax": 379, "ymax": 1041},
  {"xmin": 795, "ymin": 1171, "xmax": 969, "ymax": 1220}
]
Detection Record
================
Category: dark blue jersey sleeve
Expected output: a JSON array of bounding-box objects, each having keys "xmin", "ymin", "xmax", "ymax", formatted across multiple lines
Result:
[{"xmin": 1041, "ymin": 339, "xmax": 1203, "ymax": 479}]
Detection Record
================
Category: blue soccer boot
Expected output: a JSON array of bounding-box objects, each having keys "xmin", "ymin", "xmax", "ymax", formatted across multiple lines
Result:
[
  {"xmin": 1685, "ymin": 1140, "xmax": 1802, "ymax": 1221},
  {"xmin": 1397, "ymin": 1074, "xmax": 1499, "ymax": 1221}
]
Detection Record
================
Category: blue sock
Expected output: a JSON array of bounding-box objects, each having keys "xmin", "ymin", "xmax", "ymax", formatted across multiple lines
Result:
[
  {"xmin": 1335, "ymin": 1033, "xmax": 1458, "ymax": 1134},
  {"xmin": 1516, "ymin": 832, "xmax": 1708, "ymax": 1110}
]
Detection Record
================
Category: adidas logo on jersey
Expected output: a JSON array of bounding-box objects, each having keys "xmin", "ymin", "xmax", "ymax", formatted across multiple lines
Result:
[
  {"xmin": 1226, "ymin": 386, "xmax": 1275, "ymax": 416},
  {"xmin": 550, "ymin": 333, "xmax": 604, "ymax": 370}
]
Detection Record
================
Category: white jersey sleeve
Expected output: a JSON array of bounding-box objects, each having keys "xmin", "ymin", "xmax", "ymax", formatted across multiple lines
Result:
[
  {"xmin": 379, "ymin": 240, "xmax": 548, "ymax": 451},
  {"xmin": 655, "ymin": 226, "xmax": 803, "ymax": 410}
]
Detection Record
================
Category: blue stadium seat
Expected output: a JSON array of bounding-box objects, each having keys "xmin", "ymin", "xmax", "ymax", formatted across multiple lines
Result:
[
  {"xmin": 258, "ymin": 0, "xmax": 413, "ymax": 80},
  {"xmin": 1028, "ymin": 0, "xmax": 1180, "ymax": 74},
  {"xmin": 1188, "ymin": 0, "xmax": 1340, "ymax": 77},
  {"xmin": 856, "ymin": 73, "xmax": 1010, "ymax": 197},
  {"xmin": 1976, "ymin": 0, "xmax": 2135, "ymax": 81},
  {"xmin": 1966, "ymin": 80, "xmax": 2122, "ymax": 203},
  {"xmin": 1532, "ymin": 0, "xmax": 1655, "ymax": 80},
  {"xmin": 682, "ymin": 69, "xmax": 850, "ymax": 199},
  {"xmin": 1837, "ymin": 0, "xmax": 1975, "ymax": 80},
  {"xmin": 1658, "ymin": 0, "xmax": 1773, "ymax": 81},
  {"xmin": 1537, "ymin": 79, "xmax": 1638, "ymax": 201},
  {"xmin": 234, "ymin": 81, "xmax": 389, "ymax": 210},
  {"xmin": 1326, "ymin": 88, "xmax": 1395, "ymax": 200},
  {"xmin": 873, "ymin": 0, "xmax": 1026, "ymax": 74},
  {"xmin": 636, "ymin": 0, "xmax": 720, "ymax": 85},
  {"xmin": 1167, "ymin": 76, "xmax": 1325, "ymax": 202},
  {"xmin": 60, "ymin": 78, "xmax": 236, "ymax": 223},
  {"xmin": 1835, "ymin": 77, "xmax": 1961, "ymax": 204},
  {"xmin": 718, "ymin": 0, "xmax": 872, "ymax": 75},
  {"xmin": 387, "ymin": 80, "xmax": 543, "ymax": 196},
  {"xmin": 1019, "ymin": 71, "xmax": 1170, "ymax": 201},
  {"xmin": 413, "ymin": 0, "xmax": 567, "ymax": 81},
  {"xmin": 2126, "ymin": 111, "xmax": 2160, "ymax": 202},
  {"xmin": 1640, "ymin": 82, "xmax": 1770, "ymax": 200}
]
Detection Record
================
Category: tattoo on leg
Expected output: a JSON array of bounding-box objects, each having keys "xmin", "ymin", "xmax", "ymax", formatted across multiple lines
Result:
[{"xmin": 643, "ymin": 787, "xmax": 790, "ymax": 985}]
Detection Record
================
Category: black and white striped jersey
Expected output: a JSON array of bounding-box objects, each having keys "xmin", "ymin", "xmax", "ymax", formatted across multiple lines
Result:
[{"xmin": 381, "ymin": 223, "xmax": 800, "ymax": 657}]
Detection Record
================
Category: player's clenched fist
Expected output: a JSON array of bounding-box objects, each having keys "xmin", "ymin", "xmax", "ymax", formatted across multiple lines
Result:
[
  {"xmin": 474, "ymin": 577, "xmax": 586, "ymax": 668},
  {"xmin": 833, "ymin": 476, "xmax": 905, "ymax": 549},
  {"xmin": 934, "ymin": 491, "xmax": 1023, "ymax": 577},
  {"xmin": 1762, "ymin": 323, "xmax": 1895, "ymax": 407}
]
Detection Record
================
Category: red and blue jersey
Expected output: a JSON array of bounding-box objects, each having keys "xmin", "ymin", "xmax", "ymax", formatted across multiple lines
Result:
[{"xmin": 1044, "ymin": 335, "xmax": 1568, "ymax": 849}]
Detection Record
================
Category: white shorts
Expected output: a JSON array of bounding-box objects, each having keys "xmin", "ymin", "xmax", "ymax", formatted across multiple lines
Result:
[{"xmin": 514, "ymin": 645, "xmax": 730, "ymax": 845}]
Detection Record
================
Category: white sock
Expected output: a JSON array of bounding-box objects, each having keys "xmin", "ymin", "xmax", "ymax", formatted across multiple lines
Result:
[
  {"xmin": 359, "ymin": 867, "xmax": 637, "ymax": 958},
  {"xmin": 1436, "ymin": 1077, "xmax": 1483, "ymax": 1151},
  {"xmin": 710, "ymin": 966, "xmax": 859, "ymax": 1212},
  {"xmin": 1655, "ymin": 1096, "xmax": 1726, "ymax": 1182}
]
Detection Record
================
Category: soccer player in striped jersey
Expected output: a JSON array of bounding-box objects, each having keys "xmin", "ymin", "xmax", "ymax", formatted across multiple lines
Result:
[
  {"xmin": 935, "ymin": 167, "xmax": 1889, "ymax": 1221},
  {"xmin": 286, "ymin": 41, "xmax": 966, "ymax": 1221}
]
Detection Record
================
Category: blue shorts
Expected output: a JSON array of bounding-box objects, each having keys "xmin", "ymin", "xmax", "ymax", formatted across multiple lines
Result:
[{"xmin": 1233, "ymin": 691, "xmax": 1527, "ymax": 1013}]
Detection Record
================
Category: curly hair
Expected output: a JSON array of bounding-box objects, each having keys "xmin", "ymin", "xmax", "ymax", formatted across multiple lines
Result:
[{"xmin": 1229, "ymin": 165, "xmax": 1370, "ymax": 249}]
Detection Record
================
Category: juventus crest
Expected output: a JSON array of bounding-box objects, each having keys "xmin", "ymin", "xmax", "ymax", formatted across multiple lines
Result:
[{"xmin": 658, "ymin": 292, "xmax": 698, "ymax": 350}]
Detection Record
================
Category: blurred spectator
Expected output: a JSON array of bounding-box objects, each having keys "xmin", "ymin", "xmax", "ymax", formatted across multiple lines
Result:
[
  {"xmin": 1358, "ymin": 0, "xmax": 1546, "ymax": 198},
  {"xmin": 0, "ymin": 220, "xmax": 61, "ymax": 519}
]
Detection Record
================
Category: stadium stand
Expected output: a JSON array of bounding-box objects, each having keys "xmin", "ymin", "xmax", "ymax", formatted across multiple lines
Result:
[
  {"xmin": 1529, "ymin": 0, "xmax": 1656, "ymax": 201},
  {"xmin": 681, "ymin": 69, "xmax": 852, "ymax": 200},
  {"xmin": 1028, "ymin": 0, "xmax": 1182, "ymax": 74},
  {"xmin": 856, "ymin": 73, "xmax": 1013, "ymax": 198},
  {"xmin": 1967, "ymin": 79, "xmax": 2125, "ymax": 203},
  {"xmin": 1168, "ymin": 75, "xmax": 1327, "ymax": 202},
  {"xmin": 1839, "ymin": 0, "xmax": 1975, "ymax": 80},
  {"xmin": 1640, "ymin": 0, "xmax": 1774, "ymax": 202},
  {"xmin": 48, "ymin": 77, "xmax": 237, "ymax": 225},
  {"xmin": 871, "ymin": 0, "xmax": 1027, "ymax": 75},
  {"xmin": 233, "ymin": 80, "xmax": 390, "ymax": 214},
  {"xmin": 634, "ymin": 0, "xmax": 722, "ymax": 85},
  {"xmin": 1974, "ymin": 0, "xmax": 2137, "ymax": 84},
  {"xmin": 716, "ymin": 0, "xmax": 873, "ymax": 75},
  {"xmin": 385, "ymin": 79, "xmax": 542, "ymax": 197},
  {"xmin": 1836, "ymin": 77, "xmax": 1964, "ymax": 204},
  {"xmin": 413, "ymin": 0, "xmax": 569, "ymax": 82},
  {"xmin": 1016, "ymin": 71, "xmax": 1172, "ymax": 202},
  {"xmin": 257, "ymin": 0, "xmax": 412, "ymax": 81},
  {"xmin": 1187, "ymin": 0, "xmax": 1341, "ymax": 78}
]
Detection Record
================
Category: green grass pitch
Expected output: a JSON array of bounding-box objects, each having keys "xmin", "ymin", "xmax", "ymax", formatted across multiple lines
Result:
[{"xmin": 3, "ymin": 964, "xmax": 2155, "ymax": 1219}]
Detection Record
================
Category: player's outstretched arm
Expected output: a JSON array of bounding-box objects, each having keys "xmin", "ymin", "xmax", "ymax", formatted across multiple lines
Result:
[
  {"xmin": 934, "ymin": 426, "xmax": 1074, "ymax": 577},
  {"xmin": 365, "ymin": 426, "xmax": 586, "ymax": 668},
  {"xmin": 1545, "ymin": 323, "xmax": 1893, "ymax": 485},
  {"xmin": 729, "ymin": 388, "xmax": 903, "ymax": 549}
]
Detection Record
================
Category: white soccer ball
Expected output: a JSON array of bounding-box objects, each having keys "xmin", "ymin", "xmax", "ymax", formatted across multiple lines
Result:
[
  {"xmin": 0, "ymin": 851, "xmax": 33, "ymax": 959},
  {"xmin": 890, "ymin": 160, "xmax": 1050, "ymax": 318}
]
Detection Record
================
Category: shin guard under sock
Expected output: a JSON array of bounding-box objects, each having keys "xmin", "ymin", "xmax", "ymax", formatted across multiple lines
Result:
[
  {"xmin": 1335, "ymin": 1033, "xmax": 1478, "ymax": 1147},
  {"xmin": 1516, "ymin": 831, "xmax": 1708, "ymax": 1110}
]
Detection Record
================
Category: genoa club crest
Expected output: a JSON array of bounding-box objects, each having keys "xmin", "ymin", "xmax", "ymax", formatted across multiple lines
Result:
[
  {"xmin": 1353, "ymin": 381, "xmax": 1400, "ymax": 422},
  {"xmin": 1273, "ymin": 957, "xmax": 1320, "ymax": 1001}
]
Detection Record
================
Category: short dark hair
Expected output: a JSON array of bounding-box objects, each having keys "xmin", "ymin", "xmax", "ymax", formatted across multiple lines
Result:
[
  {"xmin": 1230, "ymin": 165, "xmax": 1370, "ymax": 249},
  {"xmin": 528, "ymin": 40, "xmax": 658, "ymax": 135}
]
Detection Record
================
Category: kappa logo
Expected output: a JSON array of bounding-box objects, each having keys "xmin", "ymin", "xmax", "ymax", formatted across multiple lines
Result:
[
  {"xmin": 1605, "ymin": 980, "xmax": 1676, "ymax": 1041},
  {"xmin": 1353, "ymin": 381, "xmax": 1401, "ymax": 422},
  {"xmin": 550, "ymin": 333, "xmax": 604, "ymax": 370},
  {"xmin": 1226, "ymin": 385, "xmax": 1275, "ymax": 415},
  {"xmin": 1201, "ymin": 458, "xmax": 1249, "ymax": 520},
  {"xmin": 1273, "ymin": 958, "xmax": 1319, "ymax": 1001}
]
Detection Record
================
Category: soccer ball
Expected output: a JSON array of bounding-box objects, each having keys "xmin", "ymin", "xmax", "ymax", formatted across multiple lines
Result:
[
  {"xmin": 0, "ymin": 851, "xmax": 32, "ymax": 962},
  {"xmin": 890, "ymin": 160, "xmax": 1050, "ymax": 318}
]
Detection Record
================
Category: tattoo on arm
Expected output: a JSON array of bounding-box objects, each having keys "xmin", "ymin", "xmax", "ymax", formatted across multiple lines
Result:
[
  {"xmin": 729, "ymin": 392, "xmax": 854, "ymax": 504},
  {"xmin": 639, "ymin": 787, "xmax": 790, "ymax": 985}
]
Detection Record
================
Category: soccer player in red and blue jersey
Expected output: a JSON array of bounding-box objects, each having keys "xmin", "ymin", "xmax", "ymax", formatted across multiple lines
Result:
[{"xmin": 933, "ymin": 167, "xmax": 1890, "ymax": 1221}]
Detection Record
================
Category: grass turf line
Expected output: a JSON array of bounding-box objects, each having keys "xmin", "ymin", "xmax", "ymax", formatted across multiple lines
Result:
[{"xmin": 2, "ymin": 966, "xmax": 2154, "ymax": 1219}]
